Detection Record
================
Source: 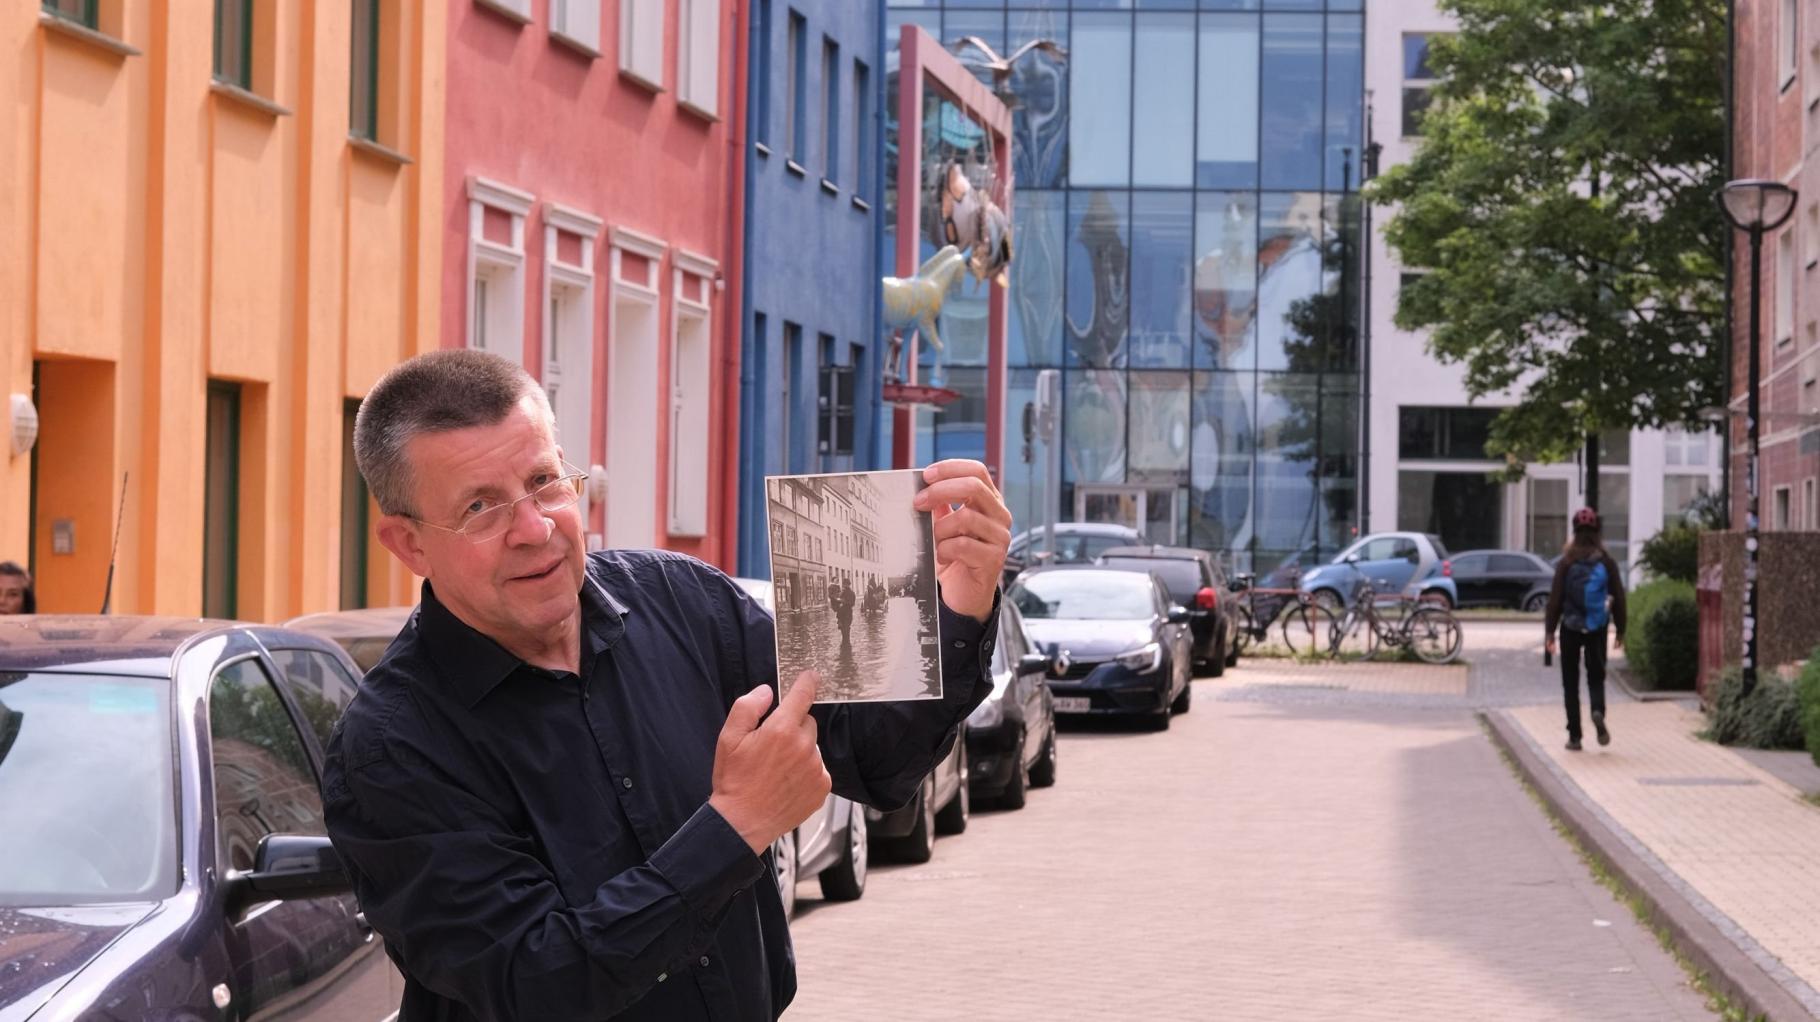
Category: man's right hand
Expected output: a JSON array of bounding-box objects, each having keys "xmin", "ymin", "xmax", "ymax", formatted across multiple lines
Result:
[{"xmin": 708, "ymin": 672, "xmax": 832, "ymax": 856}]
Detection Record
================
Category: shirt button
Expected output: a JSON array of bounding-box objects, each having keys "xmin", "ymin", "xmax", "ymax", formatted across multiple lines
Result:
[
  {"xmin": 952, "ymin": 640, "xmax": 966, "ymax": 649},
  {"xmin": 657, "ymin": 973, "xmax": 667, "ymax": 983},
  {"xmin": 622, "ymin": 777, "xmax": 634, "ymax": 790},
  {"xmin": 699, "ymin": 956, "xmax": 711, "ymax": 968}
]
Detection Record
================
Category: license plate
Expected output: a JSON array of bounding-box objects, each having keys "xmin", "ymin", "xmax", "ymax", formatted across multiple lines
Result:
[{"xmin": 1053, "ymin": 696, "xmax": 1091, "ymax": 713}]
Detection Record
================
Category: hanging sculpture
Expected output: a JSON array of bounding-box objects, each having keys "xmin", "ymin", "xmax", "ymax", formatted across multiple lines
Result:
[
  {"xmin": 882, "ymin": 245, "xmax": 968, "ymax": 385},
  {"xmin": 936, "ymin": 162, "xmax": 1014, "ymax": 287}
]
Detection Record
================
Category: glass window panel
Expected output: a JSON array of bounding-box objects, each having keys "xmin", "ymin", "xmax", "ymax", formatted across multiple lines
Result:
[
  {"xmin": 1190, "ymin": 370, "xmax": 1254, "ymax": 558},
  {"xmin": 1200, "ymin": 0, "xmax": 1260, "ymax": 9},
  {"xmin": 1003, "ymin": 369, "xmax": 1045, "ymax": 537},
  {"xmin": 1528, "ymin": 477, "xmax": 1569, "ymax": 556},
  {"xmin": 1129, "ymin": 373, "xmax": 1192, "ymax": 487},
  {"xmin": 1068, "ymin": 13, "xmax": 1132, "ymax": 186},
  {"xmin": 1255, "ymin": 192, "xmax": 1324, "ymax": 371},
  {"xmin": 1403, "ymin": 33, "xmax": 1438, "ymax": 80},
  {"xmin": 1132, "ymin": 14, "xmax": 1195, "ymax": 187},
  {"xmin": 1600, "ymin": 472, "xmax": 1631, "ymax": 573},
  {"xmin": 1318, "ymin": 378, "xmax": 1359, "ymax": 554},
  {"xmin": 1011, "ymin": 191, "xmax": 1067, "ymax": 367},
  {"xmin": 1193, "ymin": 191, "xmax": 1259, "ymax": 370},
  {"xmin": 1009, "ymin": 9, "xmax": 1069, "ymax": 189},
  {"xmin": 932, "ymin": 368, "xmax": 988, "ymax": 464},
  {"xmin": 1324, "ymin": 15, "xmax": 1363, "ymax": 192},
  {"xmin": 1600, "ymin": 429, "xmax": 1631, "ymax": 466},
  {"xmin": 1196, "ymin": 15, "xmax": 1259, "ymax": 189},
  {"xmin": 939, "ymin": 271, "xmax": 993, "ymax": 369},
  {"xmin": 1402, "ymin": 86, "xmax": 1433, "ymax": 138},
  {"xmin": 945, "ymin": 10, "xmax": 1007, "ymax": 89},
  {"xmin": 1130, "ymin": 193, "xmax": 1194, "ymax": 370},
  {"xmin": 1663, "ymin": 475, "xmax": 1710, "ymax": 530},
  {"xmin": 1066, "ymin": 190, "xmax": 1131, "ymax": 369},
  {"xmin": 1255, "ymin": 373, "xmax": 1327, "ymax": 556},
  {"xmin": 1063, "ymin": 370, "xmax": 1128, "ymax": 484},
  {"xmin": 1397, "ymin": 471, "xmax": 1502, "ymax": 553},
  {"xmin": 1259, "ymin": 14, "xmax": 1323, "ymax": 190}
]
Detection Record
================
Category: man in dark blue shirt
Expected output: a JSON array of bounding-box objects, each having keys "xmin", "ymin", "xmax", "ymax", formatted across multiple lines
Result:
[{"xmin": 322, "ymin": 350, "xmax": 1010, "ymax": 1021}]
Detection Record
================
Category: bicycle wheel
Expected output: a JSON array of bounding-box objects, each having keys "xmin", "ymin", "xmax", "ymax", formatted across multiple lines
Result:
[
  {"xmin": 1281, "ymin": 604, "xmax": 1338, "ymax": 657},
  {"xmin": 1406, "ymin": 608, "xmax": 1463, "ymax": 665},
  {"xmin": 1331, "ymin": 607, "xmax": 1376, "ymax": 660},
  {"xmin": 1233, "ymin": 606, "xmax": 1256, "ymax": 655}
]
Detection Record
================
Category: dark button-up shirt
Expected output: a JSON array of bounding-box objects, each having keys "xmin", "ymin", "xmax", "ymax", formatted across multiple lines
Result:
[{"xmin": 321, "ymin": 549, "xmax": 997, "ymax": 1021}]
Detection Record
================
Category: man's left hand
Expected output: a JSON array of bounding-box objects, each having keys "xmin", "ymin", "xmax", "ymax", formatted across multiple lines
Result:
[{"xmin": 914, "ymin": 460, "xmax": 1011, "ymax": 623}]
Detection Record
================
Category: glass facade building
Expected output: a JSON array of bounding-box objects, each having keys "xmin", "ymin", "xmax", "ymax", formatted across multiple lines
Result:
[{"xmin": 885, "ymin": 0, "xmax": 1367, "ymax": 575}]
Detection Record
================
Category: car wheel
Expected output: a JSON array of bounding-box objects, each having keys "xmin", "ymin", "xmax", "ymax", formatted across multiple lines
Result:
[
  {"xmin": 772, "ymin": 829, "xmax": 798, "ymax": 917},
  {"xmin": 1224, "ymin": 626, "xmax": 1241, "ymax": 668},
  {"xmin": 818, "ymin": 805, "xmax": 867, "ymax": 902},
  {"xmin": 877, "ymin": 778, "xmax": 936, "ymax": 864},
  {"xmin": 1170, "ymin": 675, "xmax": 1193, "ymax": 715},
  {"xmin": 1523, "ymin": 592, "xmax": 1548, "ymax": 613},
  {"xmin": 1419, "ymin": 590, "xmax": 1454, "ymax": 610},
  {"xmin": 1145, "ymin": 707, "xmax": 1173, "ymax": 732},
  {"xmin": 999, "ymin": 733, "xmax": 1029, "ymax": 810},
  {"xmin": 1207, "ymin": 631, "xmax": 1227, "ymax": 678},
  {"xmin": 1028, "ymin": 725, "xmax": 1058, "ymax": 788},
  {"xmin": 935, "ymin": 745, "xmax": 969, "ymax": 835},
  {"xmin": 1311, "ymin": 588, "xmax": 1344, "ymax": 612}
]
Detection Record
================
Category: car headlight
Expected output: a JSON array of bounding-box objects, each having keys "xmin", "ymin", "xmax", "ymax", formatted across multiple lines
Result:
[
  {"xmin": 967, "ymin": 693, "xmax": 1004, "ymax": 729},
  {"xmin": 1114, "ymin": 642, "xmax": 1162, "ymax": 674}
]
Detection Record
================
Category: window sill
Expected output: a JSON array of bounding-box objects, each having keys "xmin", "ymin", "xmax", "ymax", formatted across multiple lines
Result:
[
  {"xmin": 619, "ymin": 67, "xmax": 665, "ymax": 95},
  {"xmin": 349, "ymin": 135, "xmax": 414, "ymax": 166},
  {"xmin": 474, "ymin": 0, "xmax": 532, "ymax": 26},
  {"xmin": 1782, "ymin": 74, "xmax": 1798, "ymax": 95},
  {"xmin": 550, "ymin": 30, "xmax": 601, "ymax": 59},
  {"xmin": 211, "ymin": 79, "xmax": 292, "ymax": 118},
  {"xmin": 754, "ymin": 141, "xmax": 772, "ymax": 158},
  {"xmin": 785, "ymin": 159, "xmax": 807, "ymax": 178},
  {"xmin": 851, "ymin": 196, "xmax": 872, "ymax": 213},
  {"xmin": 39, "ymin": 11, "xmax": 140, "ymax": 58},
  {"xmin": 820, "ymin": 178, "xmax": 840, "ymax": 197},
  {"xmin": 679, "ymin": 98, "xmax": 720, "ymax": 123}
]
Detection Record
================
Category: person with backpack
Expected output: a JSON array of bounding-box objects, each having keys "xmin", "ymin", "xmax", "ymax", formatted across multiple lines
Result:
[{"xmin": 1544, "ymin": 508, "xmax": 1628, "ymax": 750}]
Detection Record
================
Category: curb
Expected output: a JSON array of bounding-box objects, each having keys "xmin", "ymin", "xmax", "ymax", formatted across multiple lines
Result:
[
  {"xmin": 1482, "ymin": 710, "xmax": 1819, "ymax": 1022},
  {"xmin": 1610, "ymin": 662, "xmax": 1701, "ymax": 703}
]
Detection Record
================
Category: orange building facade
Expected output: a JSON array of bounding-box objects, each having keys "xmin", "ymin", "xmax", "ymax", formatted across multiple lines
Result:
[{"xmin": 0, "ymin": 1, "xmax": 445, "ymax": 618}]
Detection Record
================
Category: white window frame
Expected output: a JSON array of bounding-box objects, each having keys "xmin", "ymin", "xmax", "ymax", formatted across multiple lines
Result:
[
  {"xmin": 668, "ymin": 249, "xmax": 717, "ymax": 537},
  {"xmin": 542, "ymin": 202, "xmax": 603, "ymax": 499},
  {"xmin": 1780, "ymin": 0, "xmax": 1798, "ymax": 90},
  {"xmin": 475, "ymin": 0, "xmax": 531, "ymax": 25},
  {"xmin": 1774, "ymin": 485, "xmax": 1792, "ymax": 530},
  {"xmin": 678, "ymin": 0, "xmax": 720, "ymax": 119},
  {"xmin": 467, "ymin": 176, "xmax": 535, "ymax": 369},
  {"xmin": 551, "ymin": 0, "xmax": 601, "ymax": 57},
  {"xmin": 1807, "ymin": 477, "xmax": 1817, "ymax": 528},
  {"xmin": 620, "ymin": 0, "xmax": 665, "ymax": 92},
  {"xmin": 605, "ymin": 227, "xmax": 667, "ymax": 549},
  {"xmin": 1777, "ymin": 228, "xmax": 1796, "ymax": 347}
]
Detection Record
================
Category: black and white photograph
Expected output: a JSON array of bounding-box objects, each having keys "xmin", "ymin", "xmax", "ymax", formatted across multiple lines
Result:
[{"xmin": 765, "ymin": 469, "xmax": 942, "ymax": 703}]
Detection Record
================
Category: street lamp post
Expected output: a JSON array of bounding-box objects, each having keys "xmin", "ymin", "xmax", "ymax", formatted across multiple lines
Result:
[{"xmin": 1716, "ymin": 178, "xmax": 1797, "ymax": 696}]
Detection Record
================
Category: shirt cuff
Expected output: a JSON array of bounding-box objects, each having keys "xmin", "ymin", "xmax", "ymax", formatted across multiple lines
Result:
[
  {"xmin": 938, "ymin": 589, "xmax": 1002, "ymax": 693},
  {"xmin": 649, "ymin": 803, "xmax": 767, "ymax": 922}
]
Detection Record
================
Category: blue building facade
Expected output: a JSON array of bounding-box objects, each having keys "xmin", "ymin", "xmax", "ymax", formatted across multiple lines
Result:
[
  {"xmin": 739, "ymin": 0, "xmax": 888, "ymax": 579},
  {"xmin": 887, "ymin": 0, "xmax": 1368, "ymax": 576}
]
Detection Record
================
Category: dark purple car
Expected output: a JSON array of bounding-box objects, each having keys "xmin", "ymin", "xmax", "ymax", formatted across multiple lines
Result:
[{"xmin": 0, "ymin": 615, "xmax": 400, "ymax": 1021}]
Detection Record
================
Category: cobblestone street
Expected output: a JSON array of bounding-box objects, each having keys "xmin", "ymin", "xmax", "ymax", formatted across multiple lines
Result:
[{"xmin": 784, "ymin": 624, "xmax": 1717, "ymax": 1020}]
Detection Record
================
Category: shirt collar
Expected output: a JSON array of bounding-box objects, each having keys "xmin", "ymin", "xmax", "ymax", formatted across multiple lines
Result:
[{"xmin": 417, "ymin": 558, "xmax": 632, "ymax": 709}]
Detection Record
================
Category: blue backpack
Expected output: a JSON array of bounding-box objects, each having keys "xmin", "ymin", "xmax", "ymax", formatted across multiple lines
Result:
[{"xmin": 1561, "ymin": 557, "xmax": 1611, "ymax": 633}]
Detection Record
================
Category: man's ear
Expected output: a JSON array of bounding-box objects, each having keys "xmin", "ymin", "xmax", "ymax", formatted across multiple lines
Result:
[{"xmin": 376, "ymin": 514, "xmax": 432, "ymax": 580}]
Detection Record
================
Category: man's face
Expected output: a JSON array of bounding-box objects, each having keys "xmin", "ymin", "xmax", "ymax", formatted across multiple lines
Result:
[
  {"xmin": 0, "ymin": 576, "xmax": 26, "ymax": 614},
  {"xmin": 383, "ymin": 396, "xmax": 588, "ymax": 649}
]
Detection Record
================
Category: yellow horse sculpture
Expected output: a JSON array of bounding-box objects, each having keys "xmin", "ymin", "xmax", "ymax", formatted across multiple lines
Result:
[{"xmin": 883, "ymin": 245, "xmax": 967, "ymax": 384}]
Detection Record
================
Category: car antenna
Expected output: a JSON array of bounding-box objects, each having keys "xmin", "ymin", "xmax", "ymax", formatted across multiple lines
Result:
[{"xmin": 99, "ymin": 471, "xmax": 128, "ymax": 614}]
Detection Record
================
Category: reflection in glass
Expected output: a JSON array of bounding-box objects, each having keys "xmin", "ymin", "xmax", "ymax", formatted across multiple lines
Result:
[
  {"xmin": 1256, "ymin": 192, "xmax": 1324, "ymax": 371},
  {"xmin": 1259, "ymin": 14, "xmax": 1324, "ymax": 190},
  {"xmin": 1067, "ymin": 190, "xmax": 1130, "ymax": 368},
  {"xmin": 940, "ymin": 270, "xmax": 992, "ymax": 369},
  {"xmin": 1190, "ymin": 370, "xmax": 1254, "ymax": 559},
  {"xmin": 1324, "ymin": 15, "xmax": 1363, "ymax": 191},
  {"xmin": 1254, "ymin": 373, "xmax": 1323, "ymax": 558},
  {"xmin": 945, "ymin": 10, "xmax": 1007, "ymax": 88},
  {"xmin": 1129, "ymin": 372, "xmax": 1192, "ymax": 487},
  {"xmin": 1011, "ymin": 191, "xmax": 1066, "ymax": 366},
  {"xmin": 1130, "ymin": 192, "xmax": 1194, "ymax": 369},
  {"xmin": 1063, "ymin": 370, "xmax": 1127, "ymax": 484},
  {"xmin": 1001, "ymin": 369, "xmax": 1043, "ymax": 536},
  {"xmin": 1133, "ymin": 14, "xmax": 1194, "ymax": 187},
  {"xmin": 1193, "ymin": 191, "xmax": 1257, "ymax": 370},
  {"xmin": 1068, "ymin": 13, "xmax": 1132, "ymax": 186},
  {"xmin": 1009, "ymin": 9, "xmax": 1068, "ymax": 188},
  {"xmin": 932, "ymin": 367, "xmax": 987, "ymax": 463},
  {"xmin": 1196, "ymin": 15, "xmax": 1259, "ymax": 189}
]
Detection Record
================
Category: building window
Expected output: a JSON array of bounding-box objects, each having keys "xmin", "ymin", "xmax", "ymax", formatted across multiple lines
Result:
[
  {"xmin": 1399, "ymin": 271, "xmax": 1426, "ymax": 297},
  {"xmin": 679, "ymin": 0, "xmax": 720, "ymax": 116},
  {"xmin": 670, "ymin": 254, "xmax": 717, "ymax": 537},
  {"xmin": 1071, "ymin": 12, "xmax": 1133, "ymax": 187},
  {"xmin": 1402, "ymin": 33, "xmax": 1440, "ymax": 138},
  {"xmin": 42, "ymin": 0, "xmax": 97, "ymax": 30},
  {"xmin": 1663, "ymin": 428, "xmax": 1714, "ymax": 469},
  {"xmin": 204, "ymin": 381, "xmax": 241, "ymax": 620},
  {"xmin": 818, "ymin": 338, "xmax": 854, "ymax": 459},
  {"xmin": 1777, "ymin": 229, "xmax": 1796, "ymax": 346},
  {"xmin": 1807, "ymin": 204, "xmax": 1819, "ymax": 269},
  {"xmin": 852, "ymin": 58, "xmax": 871, "ymax": 201},
  {"xmin": 340, "ymin": 399, "xmax": 368, "ymax": 610},
  {"xmin": 1662, "ymin": 474, "xmax": 1709, "ymax": 530},
  {"xmin": 1781, "ymin": 0, "xmax": 1798, "ymax": 89},
  {"xmin": 1807, "ymin": 478, "xmax": 1817, "ymax": 528},
  {"xmin": 552, "ymin": 0, "xmax": 602, "ymax": 55},
  {"xmin": 477, "ymin": 0, "xmax": 531, "ymax": 21},
  {"xmin": 214, "ymin": 0, "xmax": 253, "ymax": 89},
  {"xmin": 786, "ymin": 10, "xmax": 807, "ymax": 164},
  {"xmin": 1774, "ymin": 485, "xmax": 1792, "ymax": 530},
  {"xmin": 620, "ymin": 0, "xmax": 664, "ymax": 90},
  {"xmin": 783, "ymin": 321, "xmax": 803, "ymax": 473},
  {"xmin": 543, "ymin": 204, "xmax": 602, "ymax": 488},
  {"xmin": 821, "ymin": 37, "xmax": 840, "ymax": 184},
  {"xmin": 754, "ymin": 0, "xmax": 773, "ymax": 146},
  {"xmin": 350, "ymin": 0, "xmax": 380, "ymax": 140},
  {"xmin": 467, "ymin": 177, "xmax": 534, "ymax": 369},
  {"xmin": 1398, "ymin": 406, "xmax": 1499, "ymax": 461}
]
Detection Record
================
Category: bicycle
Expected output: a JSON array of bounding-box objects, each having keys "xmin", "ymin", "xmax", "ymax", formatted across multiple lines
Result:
[
  {"xmin": 1231, "ymin": 572, "xmax": 1339, "ymax": 659},
  {"xmin": 1326, "ymin": 573, "xmax": 1463, "ymax": 665}
]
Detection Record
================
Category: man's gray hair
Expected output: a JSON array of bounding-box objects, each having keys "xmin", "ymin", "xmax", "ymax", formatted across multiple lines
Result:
[{"xmin": 354, "ymin": 349, "xmax": 552, "ymax": 517}]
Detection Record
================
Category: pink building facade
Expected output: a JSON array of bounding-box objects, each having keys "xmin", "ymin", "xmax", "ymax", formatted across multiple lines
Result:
[{"xmin": 442, "ymin": 0, "xmax": 747, "ymax": 569}]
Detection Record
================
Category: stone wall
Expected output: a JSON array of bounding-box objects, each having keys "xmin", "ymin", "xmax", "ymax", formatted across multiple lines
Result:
[{"xmin": 1698, "ymin": 532, "xmax": 1820, "ymax": 697}]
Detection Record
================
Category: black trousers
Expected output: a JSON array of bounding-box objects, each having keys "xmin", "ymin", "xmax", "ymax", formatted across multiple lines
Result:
[{"xmin": 1559, "ymin": 627, "xmax": 1609, "ymax": 740}]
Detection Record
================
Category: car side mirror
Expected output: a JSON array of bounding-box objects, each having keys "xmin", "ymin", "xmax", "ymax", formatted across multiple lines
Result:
[
  {"xmin": 1166, "ymin": 606, "xmax": 1191, "ymax": 625},
  {"xmin": 1344, "ymin": 553, "xmax": 1362, "ymax": 564},
  {"xmin": 1016, "ymin": 652, "xmax": 1050, "ymax": 676},
  {"xmin": 225, "ymin": 834, "xmax": 351, "ymax": 916}
]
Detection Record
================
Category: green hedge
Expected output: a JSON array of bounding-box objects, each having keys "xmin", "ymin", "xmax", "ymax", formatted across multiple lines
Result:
[
  {"xmin": 1799, "ymin": 651, "xmax": 1820, "ymax": 768},
  {"xmin": 1624, "ymin": 580, "xmax": 1698, "ymax": 691},
  {"xmin": 1704, "ymin": 670, "xmax": 1808, "ymax": 750}
]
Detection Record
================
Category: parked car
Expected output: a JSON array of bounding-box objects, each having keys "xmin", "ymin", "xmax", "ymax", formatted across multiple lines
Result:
[
  {"xmin": 1448, "ymin": 550, "xmax": 1556, "ymax": 611},
  {"xmin": 1298, "ymin": 532, "xmax": 1460, "ymax": 610},
  {"xmin": 1002, "ymin": 522, "xmax": 1144, "ymax": 586},
  {"xmin": 0, "ymin": 614, "xmax": 400, "ymax": 1021},
  {"xmin": 965, "ymin": 601, "xmax": 1058, "ymax": 810},
  {"xmin": 866, "ymin": 734, "xmax": 969, "ymax": 864},
  {"xmin": 1096, "ymin": 545, "xmax": 1240, "ymax": 675},
  {"xmin": 283, "ymin": 605, "xmax": 415, "ymax": 673},
  {"xmin": 1008, "ymin": 566, "xmax": 1194, "ymax": 730}
]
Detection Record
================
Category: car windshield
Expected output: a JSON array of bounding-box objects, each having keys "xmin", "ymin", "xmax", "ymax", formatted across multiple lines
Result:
[
  {"xmin": 1010, "ymin": 572, "xmax": 1153, "ymax": 620},
  {"xmin": 0, "ymin": 672, "xmax": 177, "ymax": 906},
  {"xmin": 1099, "ymin": 558, "xmax": 1202, "ymax": 602}
]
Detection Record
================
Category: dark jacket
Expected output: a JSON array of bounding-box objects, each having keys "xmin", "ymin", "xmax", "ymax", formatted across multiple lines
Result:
[{"xmin": 1544, "ymin": 550, "xmax": 1628, "ymax": 642}]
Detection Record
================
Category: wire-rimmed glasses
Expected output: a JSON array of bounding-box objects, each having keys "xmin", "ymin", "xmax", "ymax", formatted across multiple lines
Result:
[{"xmin": 411, "ymin": 466, "xmax": 588, "ymax": 544}]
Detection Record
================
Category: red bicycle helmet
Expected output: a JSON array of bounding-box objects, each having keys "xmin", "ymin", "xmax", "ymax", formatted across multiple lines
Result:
[{"xmin": 1572, "ymin": 507, "xmax": 1601, "ymax": 530}]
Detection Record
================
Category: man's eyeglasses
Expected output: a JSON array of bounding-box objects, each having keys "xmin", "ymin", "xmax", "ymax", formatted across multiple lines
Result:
[{"xmin": 411, "ymin": 467, "xmax": 588, "ymax": 544}]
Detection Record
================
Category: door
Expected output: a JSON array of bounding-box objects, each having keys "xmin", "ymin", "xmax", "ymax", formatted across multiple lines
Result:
[
  {"xmin": 1353, "ymin": 536, "xmax": 1421, "ymax": 596},
  {"xmin": 1075, "ymin": 486, "xmax": 1144, "ymax": 533},
  {"xmin": 1449, "ymin": 553, "xmax": 1490, "ymax": 606},
  {"xmin": 208, "ymin": 657, "xmax": 394, "ymax": 1020},
  {"xmin": 1489, "ymin": 553, "xmax": 1540, "ymax": 608}
]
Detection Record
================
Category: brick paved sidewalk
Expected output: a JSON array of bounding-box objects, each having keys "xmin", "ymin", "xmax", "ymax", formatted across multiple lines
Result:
[{"xmin": 1498, "ymin": 701, "xmax": 1820, "ymax": 1020}]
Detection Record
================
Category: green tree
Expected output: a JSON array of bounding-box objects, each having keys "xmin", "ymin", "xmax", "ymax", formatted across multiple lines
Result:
[{"xmin": 1368, "ymin": 0, "xmax": 1726, "ymax": 473}]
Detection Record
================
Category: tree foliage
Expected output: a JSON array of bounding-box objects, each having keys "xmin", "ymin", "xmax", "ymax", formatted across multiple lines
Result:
[{"xmin": 1368, "ymin": 0, "xmax": 1727, "ymax": 470}]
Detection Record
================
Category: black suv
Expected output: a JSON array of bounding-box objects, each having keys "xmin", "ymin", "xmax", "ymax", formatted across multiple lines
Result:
[{"xmin": 1096, "ymin": 545, "xmax": 1240, "ymax": 676}]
